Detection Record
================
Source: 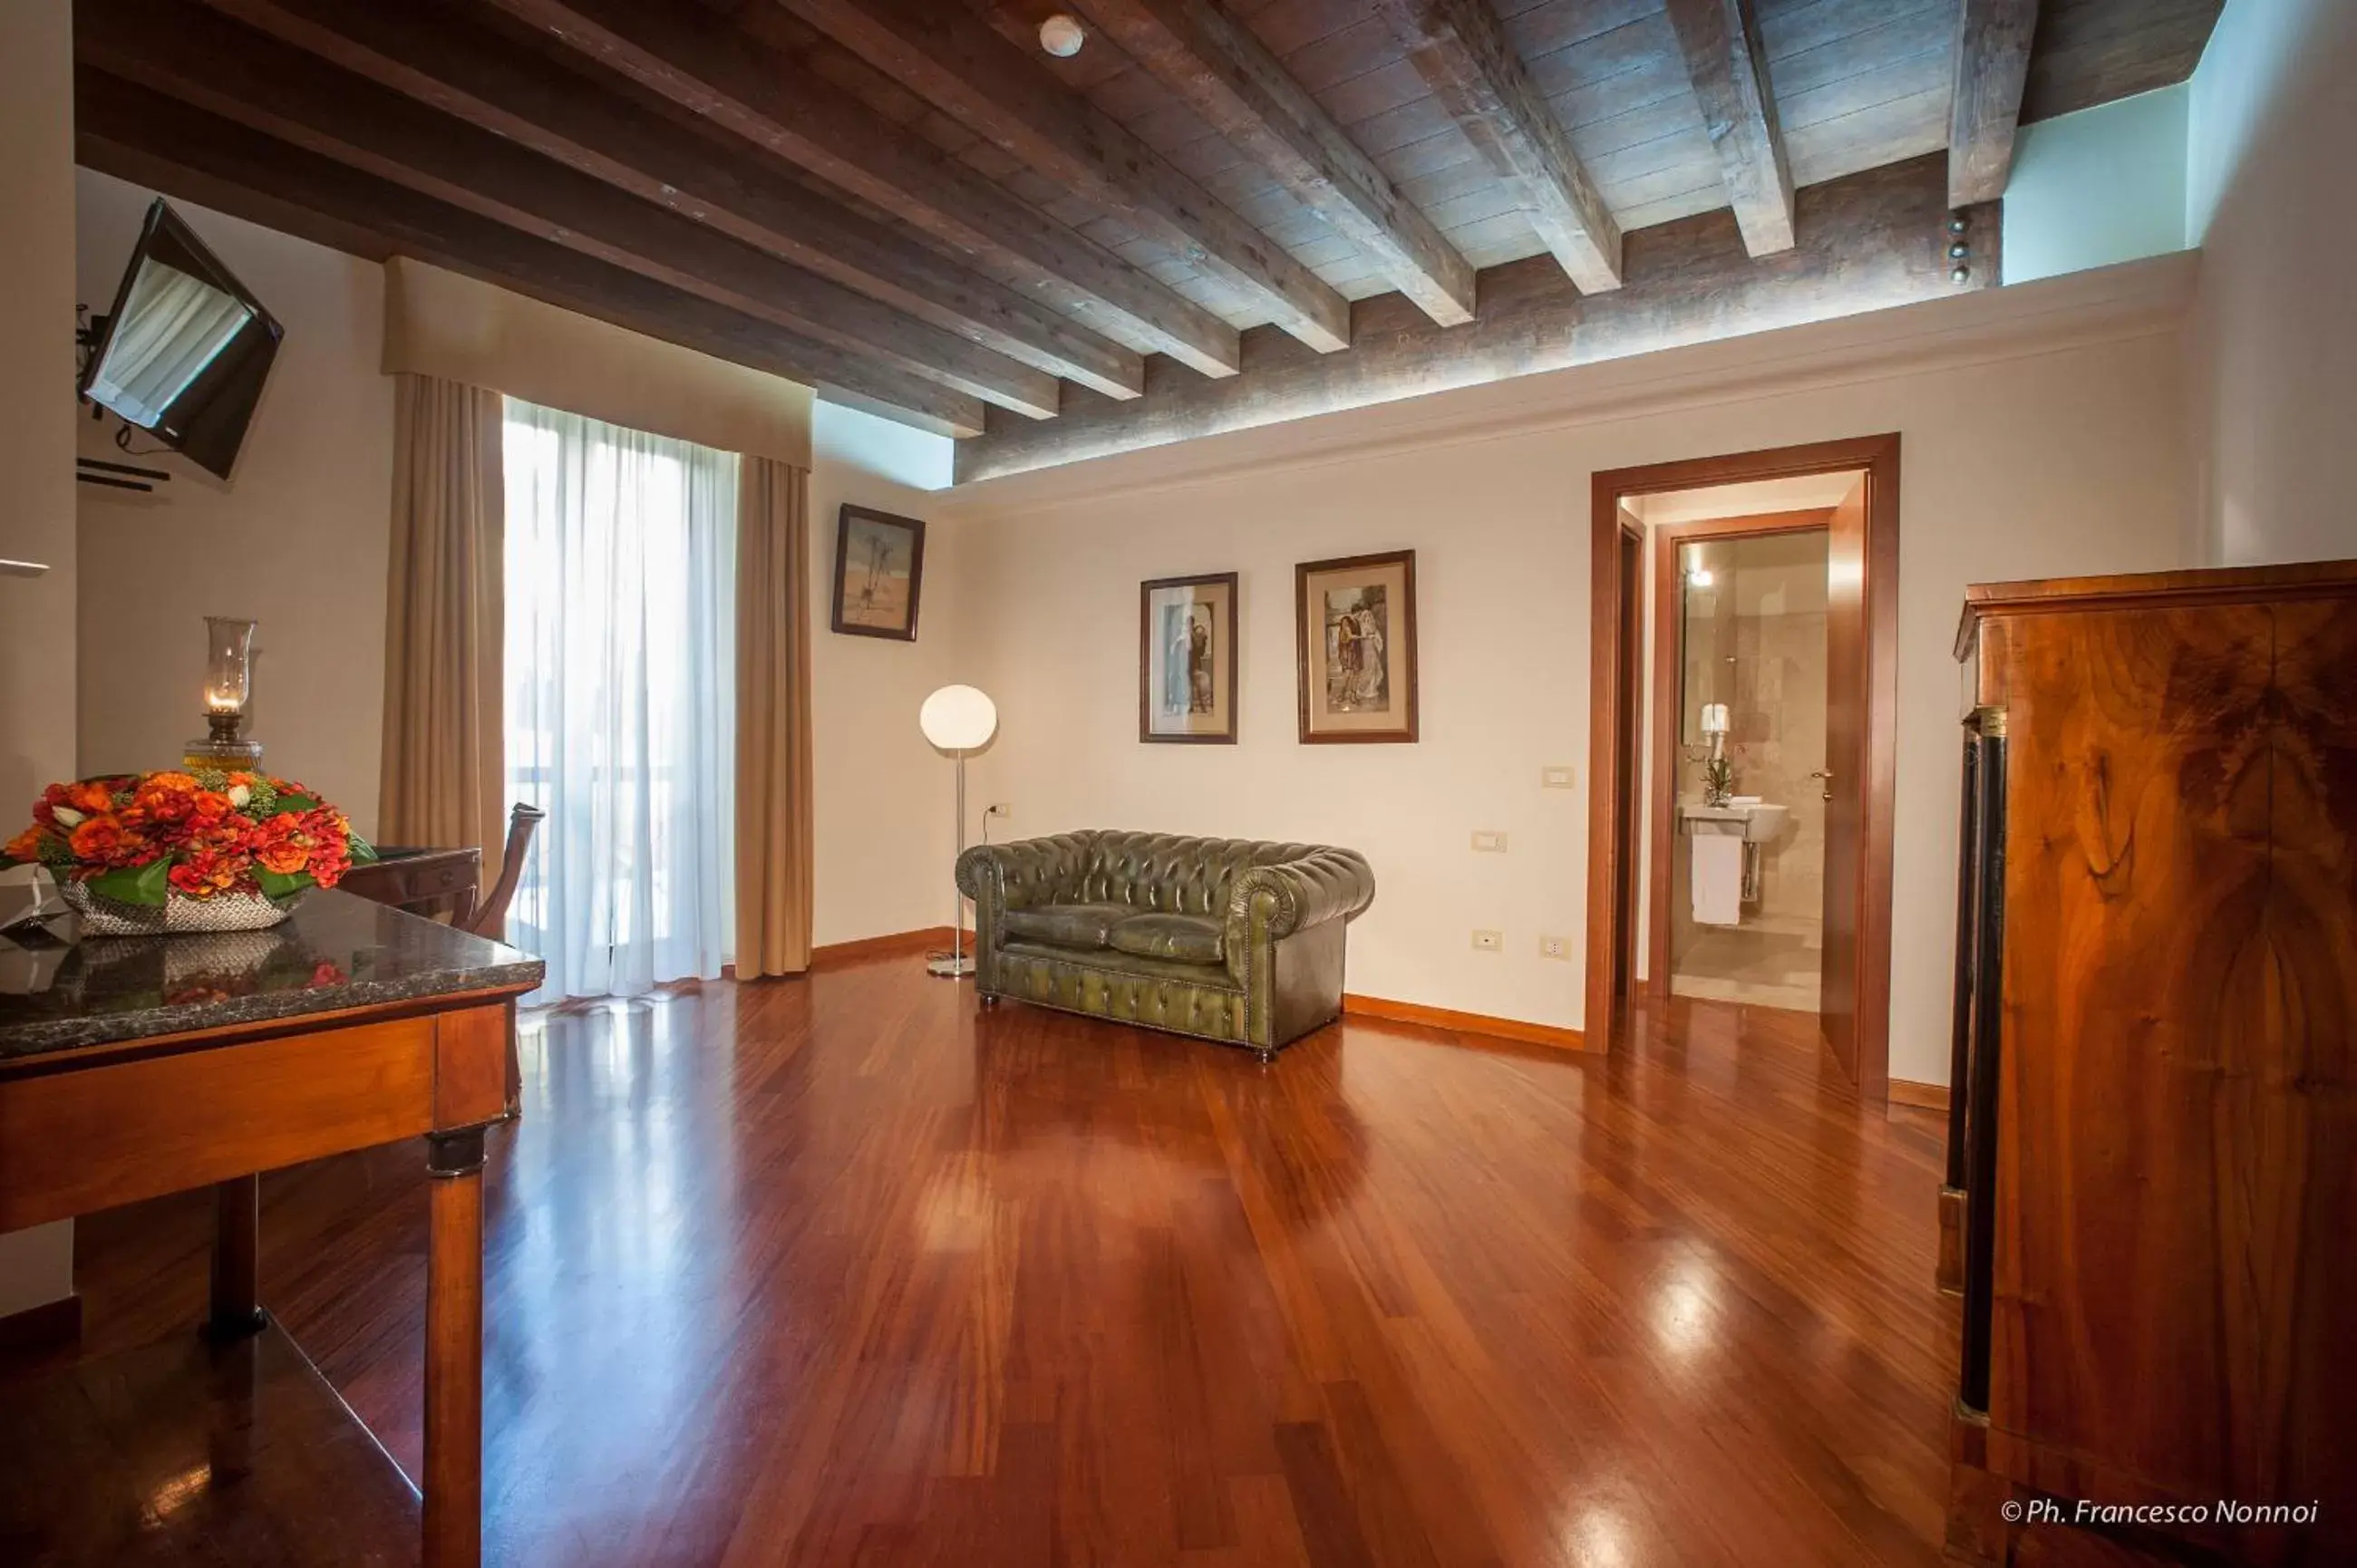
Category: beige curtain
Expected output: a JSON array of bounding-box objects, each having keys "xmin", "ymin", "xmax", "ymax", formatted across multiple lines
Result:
[
  {"xmin": 378, "ymin": 374, "xmax": 508, "ymax": 888},
  {"xmin": 734, "ymin": 455, "xmax": 815, "ymax": 977}
]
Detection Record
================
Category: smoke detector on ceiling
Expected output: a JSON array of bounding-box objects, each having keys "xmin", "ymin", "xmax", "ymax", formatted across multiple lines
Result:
[{"xmin": 1039, "ymin": 14, "xmax": 1085, "ymax": 57}]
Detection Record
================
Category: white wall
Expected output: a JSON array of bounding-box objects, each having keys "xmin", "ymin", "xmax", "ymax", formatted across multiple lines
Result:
[
  {"xmin": 0, "ymin": 0, "xmax": 81, "ymax": 1320},
  {"xmin": 75, "ymin": 169, "xmax": 396, "ymax": 833},
  {"xmin": 808, "ymin": 402, "xmax": 970, "ymax": 946},
  {"xmin": 2184, "ymin": 0, "xmax": 2357, "ymax": 566},
  {"xmin": 950, "ymin": 318, "xmax": 2196, "ymax": 1088},
  {"xmin": 2004, "ymin": 85, "xmax": 2189, "ymax": 285}
]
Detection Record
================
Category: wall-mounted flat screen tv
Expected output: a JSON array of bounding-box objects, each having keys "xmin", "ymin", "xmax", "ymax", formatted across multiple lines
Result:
[{"xmin": 79, "ymin": 198, "xmax": 282, "ymax": 480}]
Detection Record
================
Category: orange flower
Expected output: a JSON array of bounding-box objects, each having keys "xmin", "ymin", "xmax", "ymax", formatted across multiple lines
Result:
[
  {"xmin": 69, "ymin": 814, "xmax": 144, "ymax": 867},
  {"xmin": 3, "ymin": 826, "xmax": 46, "ymax": 864},
  {"xmin": 168, "ymin": 848, "xmax": 242, "ymax": 898},
  {"xmin": 63, "ymin": 780, "xmax": 114, "ymax": 816},
  {"xmin": 132, "ymin": 773, "xmax": 202, "ymax": 826},
  {"xmin": 247, "ymin": 810, "xmax": 313, "ymax": 876}
]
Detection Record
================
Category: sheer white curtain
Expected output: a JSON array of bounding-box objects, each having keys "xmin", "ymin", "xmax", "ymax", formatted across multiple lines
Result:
[{"xmin": 501, "ymin": 397, "xmax": 737, "ymax": 1001}]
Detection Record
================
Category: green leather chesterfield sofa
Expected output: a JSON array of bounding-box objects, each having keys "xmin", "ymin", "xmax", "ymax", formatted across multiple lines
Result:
[{"xmin": 954, "ymin": 831, "xmax": 1375, "ymax": 1060}]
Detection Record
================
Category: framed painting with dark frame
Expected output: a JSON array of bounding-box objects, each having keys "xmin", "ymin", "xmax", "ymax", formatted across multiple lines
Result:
[
  {"xmin": 1140, "ymin": 572, "xmax": 1239, "ymax": 743},
  {"xmin": 830, "ymin": 504, "xmax": 926, "ymax": 641},
  {"xmin": 1295, "ymin": 550, "xmax": 1417, "ymax": 743}
]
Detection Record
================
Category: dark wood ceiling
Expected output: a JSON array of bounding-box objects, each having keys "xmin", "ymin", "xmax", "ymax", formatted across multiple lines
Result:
[{"xmin": 73, "ymin": 0, "xmax": 2221, "ymax": 465}]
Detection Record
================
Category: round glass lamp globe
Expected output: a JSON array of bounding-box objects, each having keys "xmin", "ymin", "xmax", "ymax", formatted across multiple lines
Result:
[{"xmin": 920, "ymin": 684, "xmax": 998, "ymax": 751}]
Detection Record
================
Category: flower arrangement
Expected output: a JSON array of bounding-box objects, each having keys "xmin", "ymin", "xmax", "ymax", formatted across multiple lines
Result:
[{"xmin": 4, "ymin": 769, "xmax": 375, "ymax": 934}]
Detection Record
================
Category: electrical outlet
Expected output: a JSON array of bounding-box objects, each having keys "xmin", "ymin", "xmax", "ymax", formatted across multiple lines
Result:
[
  {"xmin": 1470, "ymin": 830, "xmax": 1508, "ymax": 853},
  {"xmin": 1471, "ymin": 929, "xmax": 1503, "ymax": 952},
  {"xmin": 1541, "ymin": 766, "xmax": 1576, "ymax": 789},
  {"xmin": 1539, "ymin": 934, "xmax": 1571, "ymax": 961}
]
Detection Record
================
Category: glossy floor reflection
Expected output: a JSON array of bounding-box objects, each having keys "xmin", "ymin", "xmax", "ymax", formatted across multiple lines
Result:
[{"xmin": 53, "ymin": 953, "xmax": 1954, "ymax": 1566}]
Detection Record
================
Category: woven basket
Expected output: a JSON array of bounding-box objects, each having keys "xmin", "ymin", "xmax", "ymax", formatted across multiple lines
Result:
[{"xmin": 59, "ymin": 881, "xmax": 301, "ymax": 936}]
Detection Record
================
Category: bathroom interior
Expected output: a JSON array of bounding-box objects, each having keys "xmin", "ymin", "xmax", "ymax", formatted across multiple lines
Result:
[
  {"xmin": 1634, "ymin": 473, "xmax": 1857, "ymax": 1014},
  {"xmin": 1672, "ymin": 527, "xmax": 1828, "ymax": 1009}
]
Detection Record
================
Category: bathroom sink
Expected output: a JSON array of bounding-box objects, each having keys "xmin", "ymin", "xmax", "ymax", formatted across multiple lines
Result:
[{"xmin": 1679, "ymin": 801, "xmax": 1789, "ymax": 841}]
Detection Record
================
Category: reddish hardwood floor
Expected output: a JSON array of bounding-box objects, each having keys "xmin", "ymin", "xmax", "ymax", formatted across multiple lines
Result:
[{"xmin": 34, "ymin": 953, "xmax": 1954, "ymax": 1566}]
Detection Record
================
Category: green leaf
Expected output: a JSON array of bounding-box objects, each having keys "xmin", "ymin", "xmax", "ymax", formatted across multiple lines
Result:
[
  {"xmin": 346, "ymin": 831, "xmax": 378, "ymax": 865},
  {"xmin": 275, "ymin": 793, "xmax": 319, "ymax": 815},
  {"xmin": 255, "ymin": 866, "xmax": 315, "ymax": 901},
  {"xmin": 85, "ymin": 858, "xmax": 174, "ymax": 907}
]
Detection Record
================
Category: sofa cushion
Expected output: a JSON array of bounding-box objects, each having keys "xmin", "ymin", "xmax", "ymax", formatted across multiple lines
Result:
[
  {"xmin": 1000, "ymin": 940, "xmax": 1233, "ymax": 990},
  {"xmin": 1000, "ymin": 902, "xmax": 1132, "ymax": 951},
  {"xmin": 1107, "ymin": 912, "xmax": 1226, "ymax": 965}
]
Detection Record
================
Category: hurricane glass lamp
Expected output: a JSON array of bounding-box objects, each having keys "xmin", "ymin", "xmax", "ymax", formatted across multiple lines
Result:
[
  {"xmin": 919, "ymin": 684, "xmax": 997, "ymax": 979},
  {"xmin": 184, "ymin": 615, "xmax": 264, "ymax": 771}
]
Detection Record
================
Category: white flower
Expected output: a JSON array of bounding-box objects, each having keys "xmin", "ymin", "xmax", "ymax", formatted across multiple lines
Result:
[
  {"xmin": 228, "ymin": 784, "xmax": 252, "ymax": 808},
  {"xmin": 52, "ymin": 806, "xmax": 84, "ymax": 828}
]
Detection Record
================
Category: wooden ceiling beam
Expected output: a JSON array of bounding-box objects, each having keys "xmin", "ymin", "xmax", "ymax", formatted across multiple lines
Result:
[
  {"xmin": 1072, "ymin": 0, "xmax": 1474, "ymax": 328},
  {"xmin": 1948, "ymin": 0, "xmax": 2041, "ymax": 207},
  {"xmin": 1663, "ymin": 0, "xmax": 1796, "ymax": 256},
  {"xmin": 955, "ymin": 154, "xmax": 1990, "ymax": 483},
  {"xmin": 781, "ymin": 0, "xmax": 1348, "ymax": 353},
  {"xmin": 72, "ymin": 67, "xmax": 987, "ymax": 439},
  {"xmin": 82, "ymin": 0, "xmax": 1059, "ymax": 420},
  {"xmin": 193, "ymin": 0, "xmax": 1142, "ymax": 402},
  {"xmin": 1372, "ymin": 0, "xmax": 1621, "ymax": 294},
  {"xmin": 486, "ymin": 0, "xmax": 1243, "ymax": 380}
]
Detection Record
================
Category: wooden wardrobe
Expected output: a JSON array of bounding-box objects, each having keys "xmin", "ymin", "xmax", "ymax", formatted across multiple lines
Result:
[{"xmin": 1945, "ymin": 561, "xmax": 2355, "ymax": 1567}]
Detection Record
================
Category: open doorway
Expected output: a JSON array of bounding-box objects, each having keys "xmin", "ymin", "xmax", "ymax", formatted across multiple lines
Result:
[
  {"xmin": 1586, "ymin": 437, "xmax": 1900, "ymax": 1101},
  {"xmin": 1654, "ymin": 514, "xmax": 1833, "ymax": 1011}
]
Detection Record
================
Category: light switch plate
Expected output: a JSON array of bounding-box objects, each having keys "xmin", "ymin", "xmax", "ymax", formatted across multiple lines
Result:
[
  {"xmin": 1471, "ymin": 929, "xmax": 1503, "ymax": 952},
  {"xmin": 1541, "ymin": 766, "xmax": 1576, "ymax": 789},
  {"xmin": 1470, "ymin": 830, "xmax": 1508, "ymax": 853},
  {"xmin": 1539, "ymin": 934, "xmax": 1571, "ymax": 961}
]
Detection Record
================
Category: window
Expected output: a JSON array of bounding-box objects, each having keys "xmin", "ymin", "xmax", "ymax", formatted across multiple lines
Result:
[{"xmin": 501, "ymin": 398, "xmax": 737, "ymax": 1000}]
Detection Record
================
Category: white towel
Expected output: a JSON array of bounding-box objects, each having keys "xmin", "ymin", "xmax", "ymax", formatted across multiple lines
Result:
[{"xmin": 1692, "ymin": 834, "xmax": 1744, "ymax": 926}]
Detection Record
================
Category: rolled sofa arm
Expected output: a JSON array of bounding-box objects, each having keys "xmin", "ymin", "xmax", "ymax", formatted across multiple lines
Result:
[
  {"xmin": 955, "ymin": 832, "xmax": 1097, "ymax": 920},
  {"xmin": 1226, "ymin": 847, "xmax": 1376, "ymax": 945},
  {"xmin": 958, "ymin": 833, "xmax": 1097, "ymax": 992}
]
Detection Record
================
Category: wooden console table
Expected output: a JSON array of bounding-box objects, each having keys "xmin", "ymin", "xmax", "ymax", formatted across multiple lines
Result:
[
  {"xmin": 337, "ymin": 845, "xmax": 485, "ymax": 929},
  {"xmin": 0, "ymin": 890, "xmax": 542, "ymax": 1568}
]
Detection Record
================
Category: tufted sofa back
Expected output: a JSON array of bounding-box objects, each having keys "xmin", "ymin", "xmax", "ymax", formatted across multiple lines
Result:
[{"xmin": 998, "ymin": 830, "xmax": 1336, "ymax": 917}]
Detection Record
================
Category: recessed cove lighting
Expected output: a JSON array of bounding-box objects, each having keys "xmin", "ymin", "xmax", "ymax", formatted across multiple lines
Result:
[{"xmin": 1039, "ymin": 14, "xmax": 1085, "ymax": 56}]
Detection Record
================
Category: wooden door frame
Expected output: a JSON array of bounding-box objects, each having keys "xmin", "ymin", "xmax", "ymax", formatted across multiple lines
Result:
[
  {"xmin": 1644, "ymin": 508, "xmax": 1837, "ymax": 1004},
  {"xmin": 1584, "ymin": 435, "xmax": 1901, "ymax": 1102},
  {"xmin": 1591, "ymin": 506, "xmax": 1645, "ymax": 1044}
]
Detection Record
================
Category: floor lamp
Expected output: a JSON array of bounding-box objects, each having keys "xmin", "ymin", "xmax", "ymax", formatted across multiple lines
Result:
[{"xmin": 920, "ymin": 683, "xmax": 997, "ymax": 979}]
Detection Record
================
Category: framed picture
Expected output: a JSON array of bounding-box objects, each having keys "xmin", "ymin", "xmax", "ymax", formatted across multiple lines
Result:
[
  {"xmin": 830, "ymin": 504, "xmax": 926, "ymax": 641},
  {"xmin": 1295, "ymin": 549, "xmax": 1418, "ymax": 743},
  {"xmin": 1140, "ymin": 572, "xmax": 1239, "ymax": 743}
]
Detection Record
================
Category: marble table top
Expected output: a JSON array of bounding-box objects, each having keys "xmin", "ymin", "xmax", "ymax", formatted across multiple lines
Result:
[{"xmin": 0, "ymin": 887, "xmax": 543, "ymax": 1059}]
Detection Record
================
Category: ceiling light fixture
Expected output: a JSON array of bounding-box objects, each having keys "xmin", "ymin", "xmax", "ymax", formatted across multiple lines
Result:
[{"xmin": 1039, "ymin": 13, "xmax": 1085, "ymax": 57}]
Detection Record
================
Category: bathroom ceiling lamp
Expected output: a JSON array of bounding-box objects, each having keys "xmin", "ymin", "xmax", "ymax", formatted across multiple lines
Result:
[{"xmin": 1039, "ymin": 14, "xmax": 1085, "ymax": 56}]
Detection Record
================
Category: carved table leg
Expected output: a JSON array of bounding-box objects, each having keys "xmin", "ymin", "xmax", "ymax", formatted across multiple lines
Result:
[
  {"xmin": 204, "ymin": 1174, "xmax": 267, "ymax": 1340},
  {"xmin": 422, "ymin": 1128, "xmax": 486, "ymax": 1568}
]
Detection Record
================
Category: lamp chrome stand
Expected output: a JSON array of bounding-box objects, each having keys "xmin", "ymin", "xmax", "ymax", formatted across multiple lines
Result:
[{"xmin": 926, "ymin": 747, "xmax": 974, "ymax": 979}]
